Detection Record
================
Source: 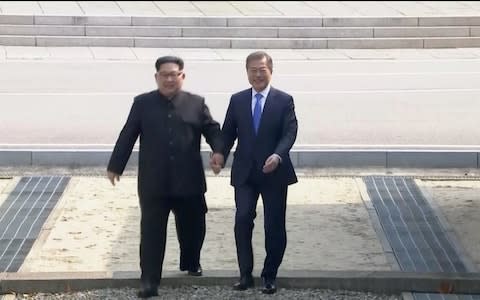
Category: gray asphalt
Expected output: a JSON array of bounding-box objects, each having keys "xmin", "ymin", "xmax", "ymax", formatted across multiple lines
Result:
[{"xmin": 1, "ymin": 59, "xmax": 479, "ymax": 146}]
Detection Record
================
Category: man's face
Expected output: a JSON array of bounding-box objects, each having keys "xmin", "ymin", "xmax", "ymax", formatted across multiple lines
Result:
[
  {"xmin": 247, "ymin": 57, "xmax": 272, "ymax": 92},
  {"xmin": 155, "ymin": 62, "xmax": 185, "ymax": 98}
]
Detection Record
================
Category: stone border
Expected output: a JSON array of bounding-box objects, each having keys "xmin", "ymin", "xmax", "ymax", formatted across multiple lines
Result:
[
  {"xmin": 1, "ymin": 270, "xmax": 480, "ymax": 294},
  {"xmin": 1, "ymin": 149, "xmax": 479, "ymax": 169}
]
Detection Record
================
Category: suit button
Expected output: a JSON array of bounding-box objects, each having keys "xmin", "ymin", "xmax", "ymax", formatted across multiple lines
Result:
[
  {"xmin": 168, "ymin": 114, "xmax": 172, "ymax": 118},
  {"xmin": 169, "ymin": 141, "xmax": 173, "ymax": 146},
  {"xmin": 170, "ymin": 156, "xmax": 174, "ymax": 161}
]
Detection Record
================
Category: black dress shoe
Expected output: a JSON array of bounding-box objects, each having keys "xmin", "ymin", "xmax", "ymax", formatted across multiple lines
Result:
[
  {"xmin": 262, "ymin": 278, "xmax": 277, "ymax": 294},
  {"xmin": 187, "ymin": 265, "xmax": 203, "ymax": 276},
  {"xmin": 137, "ymin": 280, "xmax": 158, "ymax": 298},
  {"xmin": 232, "ymin": 276, "xmax": 254, "ymax": 291}
]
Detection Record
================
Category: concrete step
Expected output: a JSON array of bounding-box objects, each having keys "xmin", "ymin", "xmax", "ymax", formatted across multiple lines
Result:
[
  {"xmin": 1, "ymin": 15, "xmax": 480, "ymax": 48},
  {"xmin": 3, "ymin": 35, "xmax": 480, "ymax": 48},
  {"xmin": 2, "ymin": 15, "xmax": 480, "ymax": 27},
  {"xmin": 1, "ymin": 25, "xmax": 477, "ymax": 39}
]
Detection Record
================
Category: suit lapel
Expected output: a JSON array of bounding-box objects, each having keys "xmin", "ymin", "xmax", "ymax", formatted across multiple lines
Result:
[{"xmin": 243, "ymin": 88, "xmax": 256, "ymax": 137}]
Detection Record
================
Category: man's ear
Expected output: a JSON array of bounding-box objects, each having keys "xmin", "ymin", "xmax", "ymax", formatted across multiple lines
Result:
[{"xmin": 181, "ymin": 73, "xmax": 186, "ymax": 80}]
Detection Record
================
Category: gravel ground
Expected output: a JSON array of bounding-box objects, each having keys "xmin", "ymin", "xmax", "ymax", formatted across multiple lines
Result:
[{"xmin": 10, "ymin": 287, "xmax": 402, "ymax": 300}]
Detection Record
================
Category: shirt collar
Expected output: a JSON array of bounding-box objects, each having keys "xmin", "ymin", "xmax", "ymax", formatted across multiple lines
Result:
[{"xmin": 252, "ymin": 84, "xmax": 271, "ymax": 99}]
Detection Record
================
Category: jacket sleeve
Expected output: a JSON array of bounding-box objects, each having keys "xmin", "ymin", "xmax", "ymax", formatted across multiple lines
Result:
[
  {"xmin": 221, "ymin": 96, "xmax": 237, "ymax": 162},
  {"xmin": 201, "ymin": 99, "xmax": 223, "ymax": 153},
  {"xmin": 107, "ymin": 98, "xmax": 141, "ymax": 175},
  {"xmin": 274, "ymin": 95, "xmax": 298, "ymax": 161}
]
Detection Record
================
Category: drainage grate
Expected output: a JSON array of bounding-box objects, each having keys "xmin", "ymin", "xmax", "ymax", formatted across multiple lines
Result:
[
  {"xmin": 0, "ymin": 176, "xmax": 70, "ymax": 272},
  {"xmin": 364, "ymin": 176, "xmax": 478, "ymax": 300}
]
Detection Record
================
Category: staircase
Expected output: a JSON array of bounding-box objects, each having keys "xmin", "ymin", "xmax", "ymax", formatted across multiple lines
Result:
[{"xmin": 1, "ymin": 15, "xmax": 480, "ymax": 48}]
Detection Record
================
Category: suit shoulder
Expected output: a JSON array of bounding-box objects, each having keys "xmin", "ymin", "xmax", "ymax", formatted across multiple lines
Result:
[
  {"xmin": 231, "ymin": 88, "xmax": 251, "ymax": 101},
  {"xmin": 272, "ymin": 88, "xmax": 293, "ymax": 100},
  {"xmin": 180, "ymin": 90, "xmax": 204, "ymax": 102},
  {"xmin": 133, "ymin": 90, "xmax": 157, "ymax": 103}
]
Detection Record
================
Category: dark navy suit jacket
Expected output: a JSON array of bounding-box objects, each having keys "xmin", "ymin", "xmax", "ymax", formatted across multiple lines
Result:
[{"xmin": 222, "ymin": 87, "xmax": 298, "ymax": 187}]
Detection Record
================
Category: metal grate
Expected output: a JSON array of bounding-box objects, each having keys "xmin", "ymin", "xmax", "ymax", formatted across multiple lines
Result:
[
  {"xmin": 364, "ymin": 176, "xmax": 478, "ymax": 300},
  {"xmin": 0, "ymin": 176, "xmax": 69, "ymax": 272}
]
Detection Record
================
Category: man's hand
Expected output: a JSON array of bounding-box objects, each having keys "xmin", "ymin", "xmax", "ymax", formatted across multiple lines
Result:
[
  {"xmin": 210, "ymin": 153, "xmax": 224, "ymax": 175},
  {"xmin": 263, "ymin": 154, "xmax": 281, "ymax": 173},
  {"xmin": 107, "ymin": 171, "xmax": 120, "ymax": 186}
]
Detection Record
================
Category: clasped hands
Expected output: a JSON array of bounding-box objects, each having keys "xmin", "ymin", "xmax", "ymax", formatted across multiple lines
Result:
[{"xmin": 209, "ymin": 153, "xmax": 280, "ymax": 175}]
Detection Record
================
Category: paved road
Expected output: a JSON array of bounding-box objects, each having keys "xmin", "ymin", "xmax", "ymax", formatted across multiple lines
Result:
[{"xmin": 1, "ymin": 52, "xmax": 480, "ymax": 147}]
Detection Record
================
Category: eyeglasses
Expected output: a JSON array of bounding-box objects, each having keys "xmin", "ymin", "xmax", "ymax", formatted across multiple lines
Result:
[{"xmin": 158, "ymin": 71, "xmax": 183, "ymax": 79}]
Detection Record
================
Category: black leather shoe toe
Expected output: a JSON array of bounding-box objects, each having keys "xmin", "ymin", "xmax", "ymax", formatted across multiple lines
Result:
[
  {"xmin": 232, "ymin": 276, "xmax": 254, "ymax": 291},
  {"xmin": 262, "ymin": 279, "xmax": 277, "ymax": 294},
  {"xmin": 137, "ymin": 281, "xmax": 158, "ymax": 298},
  {"xmin": 187, "ymin": 265, "xmax": 203, "ymax": 276}
]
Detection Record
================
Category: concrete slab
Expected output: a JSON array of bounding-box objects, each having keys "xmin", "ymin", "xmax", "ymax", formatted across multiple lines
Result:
[
  {"xmin": 115, "ymin": 1, "xmax": 162, "ymax": 16},
  {"xmin": 304, "ymin": 1, "xmax": 361, "ymax": 16},
  {"xmin": 131, "ymin": 47, "xmax": 174, "ymax": 60},
  {"xmin": 47, "ymin": 47, "xmax": 94, "ymax": 60},
  {"xmin": 378, "ymin": 1, "xmax": 440, "ymax": 16},
  {"xmin": 192, "ymin": 1, "xmax": 243, "ymax": 16},
  {"xmin": 229, "ymin": 1, "xmax": 281, "ymax": 16},
  {"xmin": 339, "ymin": 1, "xmax": 404, "ymax": 16},
  {"xmin": 153, "ymin": 1, "xmax": 203, "ymax": 16},
  {"xmin": 170, "ymin": 48, "xmax": 221, "ymax": 60},
  {"xmin": 90, "ymin": 47, "xmax": 136, "ymax": 60},
  {"xmin": 337, "ymin": 49, "xmax": 395, "ymax": 59},
  {"xmin": 0, "ymin": 1, "xmax": 42, "ymax": 15},
  {"xmin": 213, "ymin": 48, "xmax": 255, "ymax": 60},
  {"xmin": 425, "ymin": 48, "xmax": 479, "ymax": 59},
  {"xmin": 5, "ymin": 46, "xmax": 50, "ymax": 59},
  {"xmin": 77, "ymin": 1, "xmax": 123, "ymax": 16},
  {"xmin": 266, "ymin": 1, "xmax": 321, "ymax": 16},
  {"xmin": 294, "ymin": 49, "xmax": 351, "ymax": 60},
  {"xmin": 37, "ymin": 1, "xmax": 83, "ymax": 16}
]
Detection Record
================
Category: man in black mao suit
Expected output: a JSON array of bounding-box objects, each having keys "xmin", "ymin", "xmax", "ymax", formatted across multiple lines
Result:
[
  {"xmin": 221, "ymin": 51, "xmax": 298, "ymax": 294},
  {"xmin": 107, "ymin": 56, "xmax": 224, "ymax": 298}
]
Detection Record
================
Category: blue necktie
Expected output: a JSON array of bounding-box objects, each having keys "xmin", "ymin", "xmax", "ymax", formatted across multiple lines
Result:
[{"xmin": 253, "ymin": 93, "xmax": 263, "ymax": 134}]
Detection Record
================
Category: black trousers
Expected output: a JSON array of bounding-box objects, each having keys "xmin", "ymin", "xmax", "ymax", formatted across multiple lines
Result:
[
  {"xmin": 234, "ymin": 171, "xmax": 288, "ymax": 281},
  {"xmin": 139, "ymin": 194, "xmax": 206, "ymax": 284}
]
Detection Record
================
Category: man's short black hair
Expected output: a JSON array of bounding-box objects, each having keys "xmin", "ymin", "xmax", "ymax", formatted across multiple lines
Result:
[{"xmin": 155, "ymin": 56, "xmax": 184, "ymax": 71}]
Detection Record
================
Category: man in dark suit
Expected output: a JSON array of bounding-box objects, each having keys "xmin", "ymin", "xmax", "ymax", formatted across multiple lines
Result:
[
  {"xmin": 107, "ymin": 56, "xmax": 224, "ymax": 298},
  {"xmin": 221, "ymin": 51, "xmax": 298, "ymax": 294}
]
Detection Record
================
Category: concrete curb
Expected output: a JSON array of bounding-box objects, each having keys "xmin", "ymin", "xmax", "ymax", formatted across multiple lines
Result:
[
  {"xmin": 1, "ymin": 149, "xmax": 479, "ymax": 169},
  {"xmin": 1, "ymin": 270, "xmax": 480, "ymax": 294}
]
